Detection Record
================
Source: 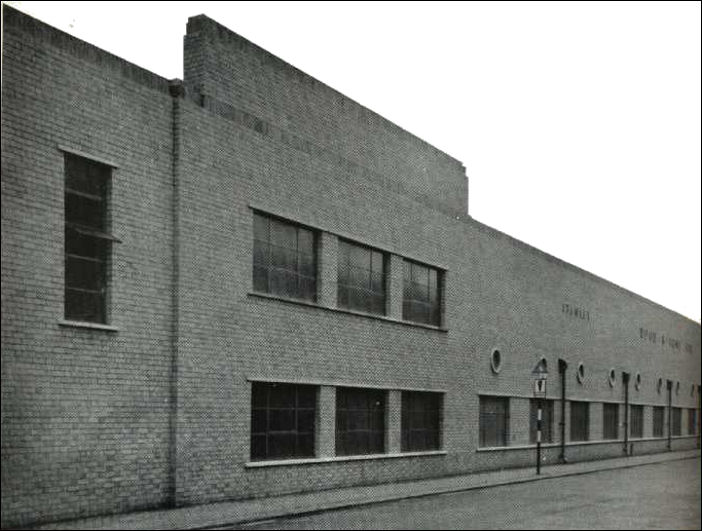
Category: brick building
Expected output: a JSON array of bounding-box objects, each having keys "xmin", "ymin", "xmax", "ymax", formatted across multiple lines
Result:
[{"xmin": 1, "ymin": 6, "xmax": 700, "ymax": 528}]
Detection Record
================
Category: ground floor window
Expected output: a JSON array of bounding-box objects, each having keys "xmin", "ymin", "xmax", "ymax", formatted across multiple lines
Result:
[
  {"xmin": 672, "ymin": 407, "xmax": 682, "ymax": 436},
  {"xmin": 479, "ymin": 396, "xmax": 509, "ymax": 447},
  {"xmin": 250, "ymin": 382, "xmax": 317, "ymax": 461},
  {"xmin": 630, "ymin": 405, "xmax": 644, "ymax": 438},
  {"xmin": 529, "ymin": 399, "xmax": 553, "ymax": 443},
  {"xmin": 689, "ymin": 409, "xmax": 698, "ymax": 436},
  {"xmin": 653, "ymin": 406, "xmax": 665, "ymax": 437},
  {"xmin": 401, "ymin": 391, "xmax": 442, "ymax": 451},
  {"xmin": 570, "ymin": 401, "xmax": 589, "ymax": 442},
  {"xmin": 336, "ymin": 387, "xmax": 386, "ymax": 456},
  {"xmin": 603, "ymin": 403, "xmax": 619, "ymax": 440}
]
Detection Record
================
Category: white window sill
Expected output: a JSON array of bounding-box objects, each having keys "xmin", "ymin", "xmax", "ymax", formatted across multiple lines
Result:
[
  {"xmin": 246, "ymin": 450, "xmax": 447, "ymax": 468},
  {"xmin": 58, "ymin": 320, "xmax": 119, "ymax": 332}
]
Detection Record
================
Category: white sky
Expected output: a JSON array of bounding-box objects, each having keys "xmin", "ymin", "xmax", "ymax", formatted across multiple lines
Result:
[{"xmin": 6, "ymin": 1, "xmax": 701, "ymax": 323}]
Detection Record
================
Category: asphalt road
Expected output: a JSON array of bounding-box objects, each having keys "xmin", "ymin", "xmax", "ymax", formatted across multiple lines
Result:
[{"xmin": 236, "ymin": 458, "xmax": 701, "ymax": 530}]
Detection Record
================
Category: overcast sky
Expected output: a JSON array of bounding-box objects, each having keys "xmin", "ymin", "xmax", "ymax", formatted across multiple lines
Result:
[{"xmin": 7, "ymin": 1, "xmax": 701, "ymax": 322}]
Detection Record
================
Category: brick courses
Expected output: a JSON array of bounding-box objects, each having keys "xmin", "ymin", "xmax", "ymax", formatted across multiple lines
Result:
[{"xmin": 2, "ymin": 6, "xmax": 700, "ymax": 528}]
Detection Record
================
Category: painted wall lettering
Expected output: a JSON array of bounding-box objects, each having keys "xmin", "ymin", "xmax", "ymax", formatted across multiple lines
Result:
[{"xmin": 562, "ymin": 303, "xmax": 590, "ymax": 322}]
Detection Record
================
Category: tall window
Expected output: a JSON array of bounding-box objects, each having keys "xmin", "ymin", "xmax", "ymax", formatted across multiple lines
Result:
[
  {"xmin": 336, "ymin": 387, "xmax": 385, "ymax": 456},
  {"xmin": 672, "ymin": 407, "xmax": 682, "ymax": 436},
  {"xmin": 64, "ymin": 153, "xmax": 116, "ymax": 323},
  {"xmin": 401, "ymin": 391, "xmax": 442, "ymax": 452},
  {"xmin": 570, "ymin": 401, "xmax": 589, "ymax": 442},
  {"xmin": 250, "ymin": 382, "xmax": 316, "ymax": 461},
  {"xmin": 630, "ymin": 405, "xmax": 644, "ymax": 439},
  {"xmin": 530, "ymin": 399, "xmax": 554, "ymax": 443},
  {"xmin": 402, "ymin": 260, "xmax": 441, "ymax": 326},
  {"xmin": 253, "ymin": 212, "xmax": 316, "ymax": 301},
  {"xmin": 653, "ymin": 406, "xmax": 665, "ymax": 438},
  {"xmin": 688, "ymin": 409, "xmax": 697, "ymax": 435},
  {"xmin": 479, "ymin": 396, "xmax": 509, "ymax": 447},
  {"xmin": 337, "ymin": 240, "xmax": 386, "ymax": 315},
  {"xmin": 603, "ymin": 403, "xmax": 619, "ymax": 440}
]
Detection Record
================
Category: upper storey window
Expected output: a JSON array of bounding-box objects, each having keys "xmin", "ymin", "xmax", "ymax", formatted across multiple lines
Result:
[
  {"xmin": 337, "ymin": 240, "xmax": 387, "ymax": 315},
  {"xmin": 403, "ymin": 259, "xmax": 442, "ymax": 326},
  {"xmin": 64, "ymin": 153, "xmax": 116, "ymax": 323},
  {"xmin": 253, "ymin": 212, "xmax": 317, "ymax": 302}
]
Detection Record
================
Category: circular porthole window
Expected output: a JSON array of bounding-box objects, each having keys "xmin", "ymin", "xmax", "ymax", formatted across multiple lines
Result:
[
  {"xmin": 657, "ymin": 378, "xmax": 663, "ymax": 394},
  {"xmin": 608, "ymin": 368, "xmax": 616, "ymax": 387},
  {"xmin": 490, "ymin": 349, "xmax": 502, "ymax": 374},
  {"xmin": 576, "ymin": 362, "xmax": 586, "ymax": 384},
  {"xmin": 635, "ymin": 373, "xmax": 642, "ymax": 391},
  {"xmin": 675, "ymin": 381, "xmax": 680, "ymax": 395}
]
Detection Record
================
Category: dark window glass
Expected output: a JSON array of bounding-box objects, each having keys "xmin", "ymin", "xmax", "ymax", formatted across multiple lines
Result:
[
  {"xmin": 689, "ymin": 409, "xmax": 697, "ymax": 436},
  {"xmin": 337, "ymin": 240, "xmax": 387, "ymax": 315},
  {"xmin": 335, "ymin": 387, "xmax": 386, "ymax": 456},
  {"xmin": 64, "ymin": 153, "xmax": 111, "ymax": 323},
  {"xmin": 401, "ymin": 391, "xmax": 442, "ymax": 452},
  {"xmin": 603, "ymin": 403, "xmax": 619, "ymax": 440},
  {"xmin": 653, "ymin": 406, "xmax": 665, "ymax": 438},
  {"xmin": 250, "ymin": 382, "xmax": 316, "ymax": 460},
  {"xmin": 530, "ymin": 399, "xmax": 554, "ymax": 444},
  {"xmin": 479, "ymin": 396, "xmax": 509, "ymax": 447},
  {"xmin": 672, "ymin": 407, "xmax": 682, "ymax": 436},
  {"xmin": 402, "ymin": 260, "xmax": 442, "ymax": 326},
  {"xmin": 630, "ymin": 405, "xmax": 644, "ymax": 439},
  {"xmin": 252, "ymin": 213, "xmax": 316, "ymax": 302},
  {"xmin": 570, "ymin": 401, "xmax": 589, "ymax": 442}
]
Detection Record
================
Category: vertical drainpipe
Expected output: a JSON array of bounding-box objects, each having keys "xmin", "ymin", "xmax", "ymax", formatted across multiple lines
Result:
[
  {"xmin": 666, "ymin": 379, "xmax": 672, "ymax": 451},
  {"xmin": 558, "ymin": 359, "xmax": 568, "ymax": 463},
  {"xmin": 168, "ymin": 78, "xmax": 184, "ymax": 508},
  {"xmin": 622, "ymin": 372, "xmax": 630, "ymax": 455}
]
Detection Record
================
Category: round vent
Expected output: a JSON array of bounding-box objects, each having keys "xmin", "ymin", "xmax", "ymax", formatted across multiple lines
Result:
[
  {"xmin": 576, "ymin": 362, "xmax": 585, "ymax": 384},
  {"xmin": 490, "ymin": 349, "xmax": 502, "ymax": 374}
]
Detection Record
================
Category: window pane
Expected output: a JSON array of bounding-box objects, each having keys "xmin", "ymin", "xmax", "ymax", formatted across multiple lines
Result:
[
  {"xmin": 270, "ymin": 219, "xmax": 297, "ymax": 249},
  {"xmin": 297, "ymin": 228, "xmax": 314, "ymax": 254},
  {"xmin": 66, "ymin": 229, "xmax": 106, "ymax": 259},
  {"xmin": 269, "ymin": 409, "xmax": 295, "ymax": 431},
  {"xmin": 250, "ymin": 382, "xmax": 317, "ymax": 461},
  {"xmin": 65, "ymin": 288, "xmax": 105, "ymax": 323},
  {"xmin": 370, "ymin": 270, "xmax": 384, "ymax": 293},
  {"xmin": 336, "ymin": 388, "xmax": 386, "ymax": 456},
  {"xmin": 251, "ymin": 409, "xmax": 267, "ymax": 434},
  {"xmin": 268, "ymin": 433, "xmax": 296, "ymax": 459},
  {"xmin": 66, "ymin": 193, "xmax": 104, "ymax": 229},
  {"xmin": 349, "ymin": 244, "xmax": 370, "ymax": 269},
  {"xmin": 402, "ymin": 260, "xmax": 441, "ymax": 326},
  {"xmin": 252, "ymin": 213, "xmax": 317, "ymax": 301},
  {"xmin": 65, "ymin": 255, "xmax": 104, "ymax": 291},
  {"xmin": 401, "ymin": 391, "xmax": 441, "ymax": 452},
  {"xmin": 253, "ymin": 242, "xmax": 269, "ymax": 266},
  {"xmin": 253, "ymin": 213, "xmax": 269, "ymax": 242},
  {"xmin": 65, "ymin": 154, "xmax": 107, "ymax": 196},
  {"xmin": 253, "ymin": 265, "xmax": 268, "ymax": 292}
]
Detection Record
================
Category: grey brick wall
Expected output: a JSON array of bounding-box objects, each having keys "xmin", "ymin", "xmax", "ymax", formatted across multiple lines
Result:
[
  {"xmin": 1, "ymin": 6, "xmax": 700, "ymax": 529},
  {"xmin": 1, "ymin": 6, "xmax": 175, "ymax": 527}
]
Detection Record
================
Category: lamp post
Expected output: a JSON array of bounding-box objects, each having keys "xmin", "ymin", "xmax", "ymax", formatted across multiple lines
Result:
[{"xmin": 532, "ymin": 358, "xmax": 549, "ymax": 475}]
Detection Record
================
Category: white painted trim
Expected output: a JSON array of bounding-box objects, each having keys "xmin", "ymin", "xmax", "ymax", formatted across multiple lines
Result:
[
  {"xmin": 57, "ymin": 145, "xmax": 119, "ymax": 168},
  {"xmin": 245, "ymin": 450, "xmax": 447, "ymax": 468},
  {"xmin": 58, "ymin": 320, "xmax": 119, "ymax": 332}
]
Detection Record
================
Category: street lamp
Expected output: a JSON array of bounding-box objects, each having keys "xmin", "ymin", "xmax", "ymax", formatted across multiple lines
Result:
[{"xmin": 532, "ymin": 357, "xmax": 549, "ymax": 475}]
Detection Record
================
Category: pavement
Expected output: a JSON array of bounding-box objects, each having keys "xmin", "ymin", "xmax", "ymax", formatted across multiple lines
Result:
[{"xmin": 36, "ymin": 449, "xmax": 701, "ymax": 530}]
